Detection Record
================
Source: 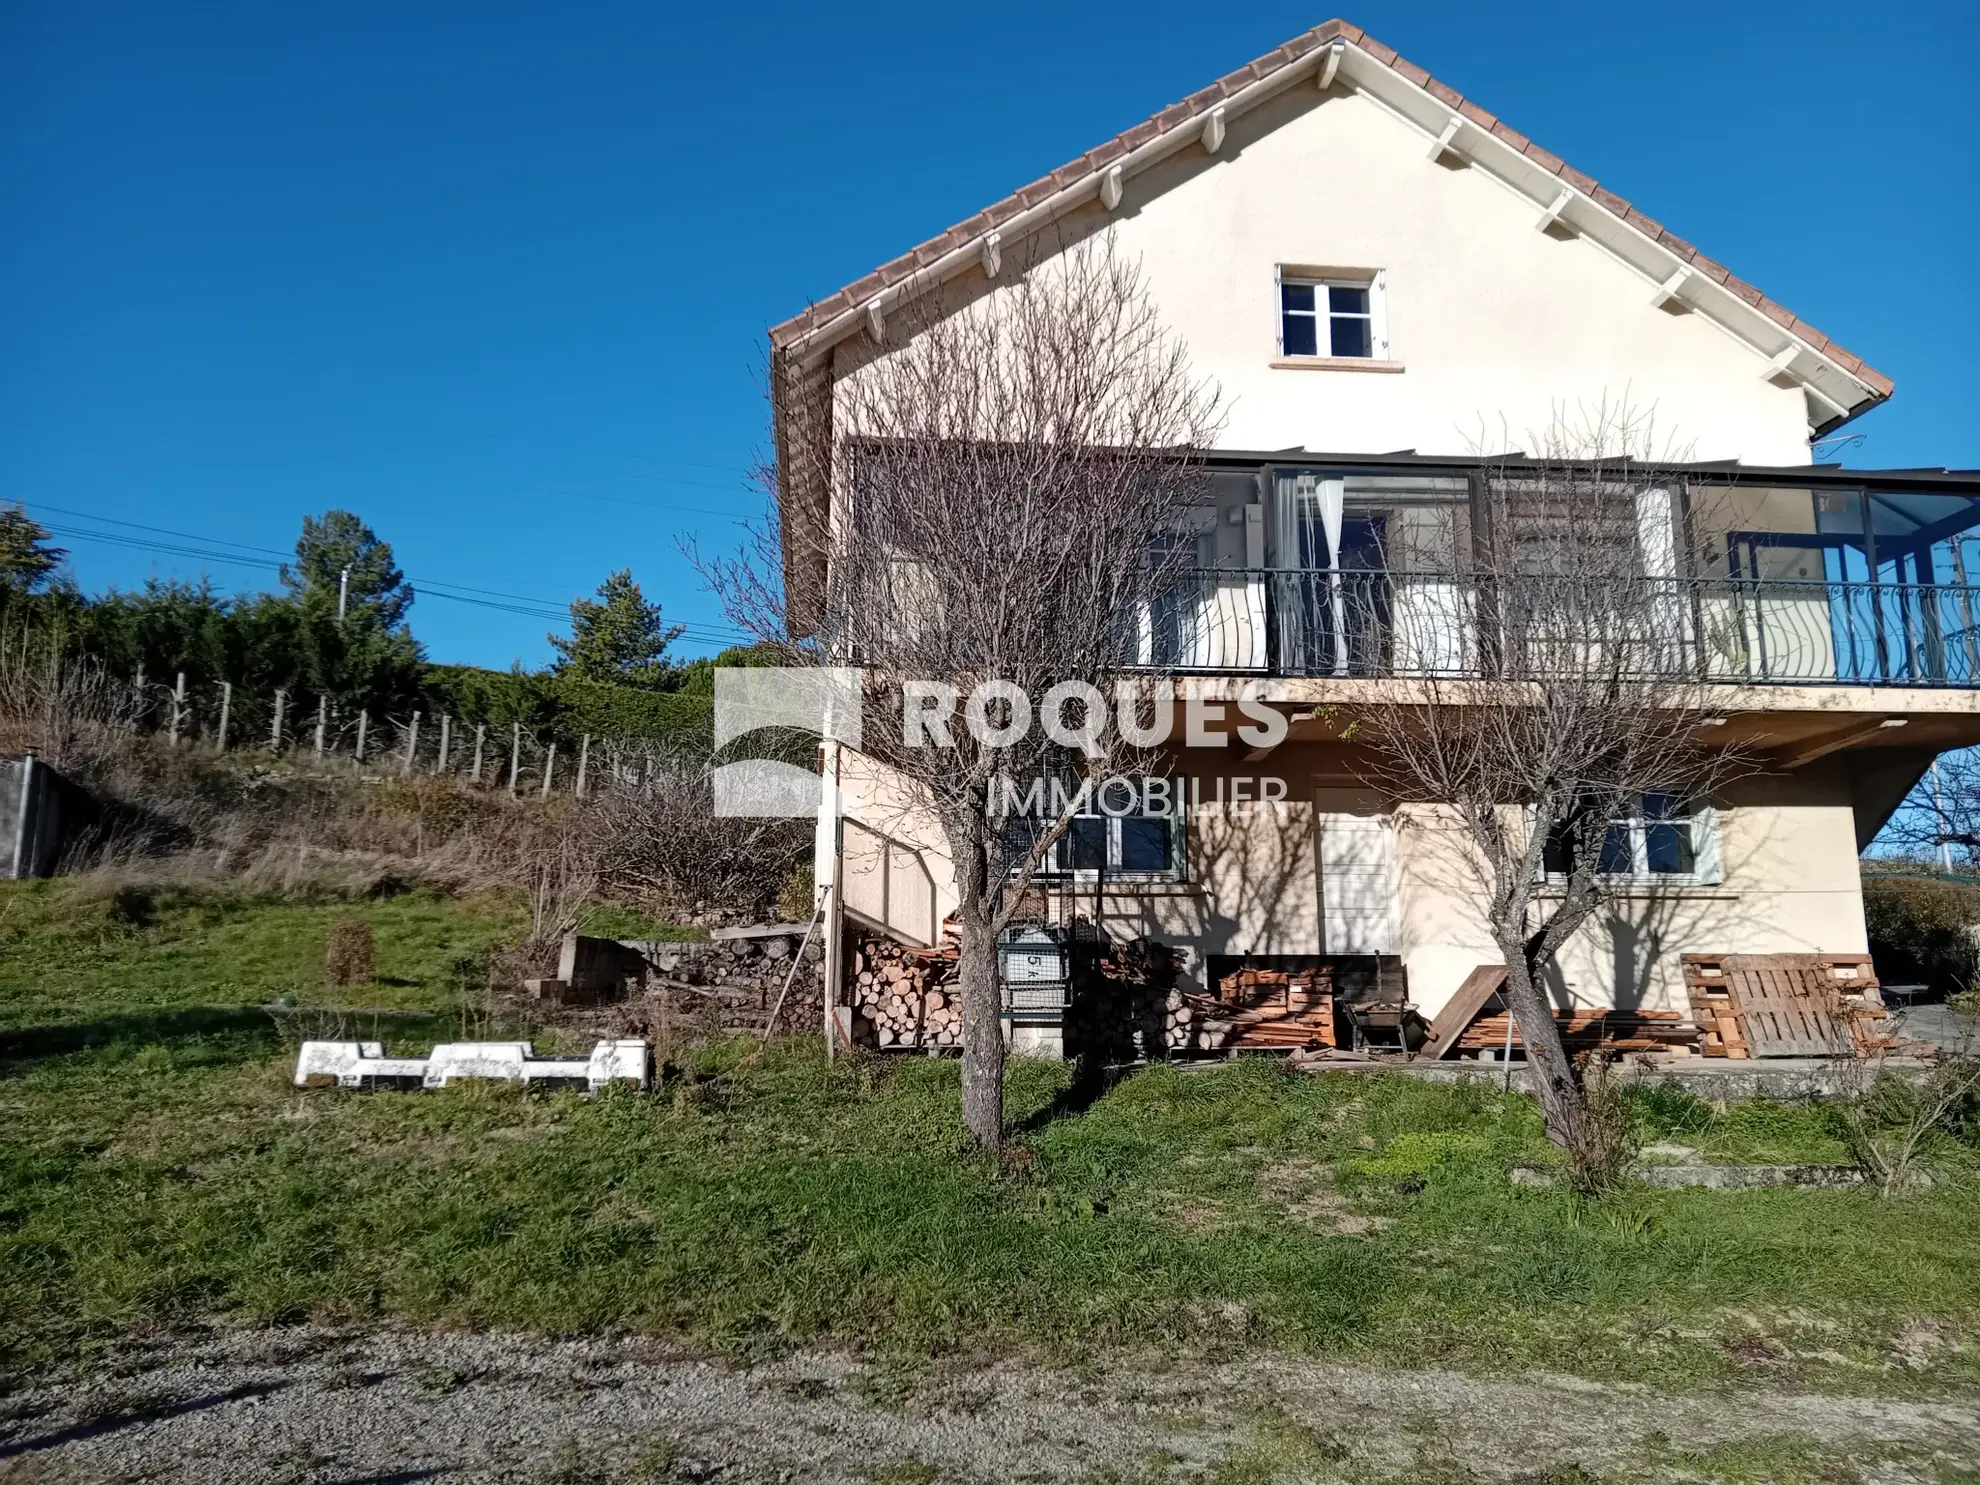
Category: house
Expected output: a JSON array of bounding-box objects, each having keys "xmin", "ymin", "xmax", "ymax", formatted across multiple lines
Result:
[{"xmin": 768, "ymin": 19, "xmax": 1980, "ymax": 1043}]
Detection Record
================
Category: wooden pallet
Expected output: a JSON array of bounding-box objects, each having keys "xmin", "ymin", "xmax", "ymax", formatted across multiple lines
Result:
[{"xmin": 1682, "ymin": 953, "xmax": 1892, "ymax": 1059}]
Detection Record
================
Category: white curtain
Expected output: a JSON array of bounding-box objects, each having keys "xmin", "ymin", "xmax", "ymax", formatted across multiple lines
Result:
[{"xmin": 1319, "ymin": 478, "xmax": 1347, "ymax": 675}]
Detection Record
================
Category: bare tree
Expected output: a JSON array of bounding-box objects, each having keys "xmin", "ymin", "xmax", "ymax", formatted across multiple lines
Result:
[
  {"xmin": 1361, "ymin": 407, "xmax": 1747, "ymax": 1174},
  {"xmin": 1874, "ymin": 747, "xmax": 1980, "ymax": 869},
  {"xmin": 711, "ymin": 238, "xmax": 1222, "ymax": 1151}
]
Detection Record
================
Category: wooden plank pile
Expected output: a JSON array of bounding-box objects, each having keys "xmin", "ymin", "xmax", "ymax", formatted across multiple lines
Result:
[
  {"xmin": 848, "ymin": 938, "xmax": 962, "ymax": 1049},
  {"xmin": 1209, "ymin": 967, "xmax": 1338, "ymax": 1050},
  {"xmin": 1420, "ymin": 965, "xmax": 1700, "ymax": 1060},
  {"xmin": 1683, "ymin": 953, "xmax": 1893, "ymax": 1059},
  {"xmin": 1451, "ymin": 1008, "xmax": 1696, "ymax": 1056}
]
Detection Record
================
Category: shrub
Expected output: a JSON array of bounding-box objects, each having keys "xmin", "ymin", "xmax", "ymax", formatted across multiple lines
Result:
[
  {"xmin": 1564, "ymin": 1057, "xmax": 1636, "ymax": 1196},
  {"xmin": 324, "ymin": 916, "xmax": 375, "ymax": 986},
  {"xmin": 1862, "ymin": 874, "xmax": 1980, "ymax": 995}
]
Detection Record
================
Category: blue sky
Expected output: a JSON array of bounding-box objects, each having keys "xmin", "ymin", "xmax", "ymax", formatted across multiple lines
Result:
[{"xmin": 3, "ymin": 0, "xmax": 1974, "ymax": 669}]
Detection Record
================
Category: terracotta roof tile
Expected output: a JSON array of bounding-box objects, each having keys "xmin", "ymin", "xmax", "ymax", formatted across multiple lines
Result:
[
  {"xmin": 1724, "ymin": 274, "xmax": 1765, "ymax": 307},
  {"xmin": 1759, "ymin": 298, "xmax": 1797, "ymax": 329},
  {"xmin": 767, "ymin": 19, "xmax": 1889, "ymax": 412},
  {"xmin": 1623, "ymin": 207, "xmax": 1665, "ymax": 239},
  {"xmin": 1684, "ymin": 252, "xmax": 1728, "ymax": 284}
]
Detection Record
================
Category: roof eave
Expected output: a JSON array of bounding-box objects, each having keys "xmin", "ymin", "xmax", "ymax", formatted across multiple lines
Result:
[{"xmin": 769, "ymin": 21, "xmax": 1893, "ymax": 436}]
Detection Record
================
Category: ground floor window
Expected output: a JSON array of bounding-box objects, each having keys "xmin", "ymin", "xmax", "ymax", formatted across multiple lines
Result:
[
  {"xmin": 1542, "ymin": 792, "xmax": 1721, "ymax": 885},
  {"xmin": 1002, "ymin": 777, "xmax": 1186, "ymax": 881}
]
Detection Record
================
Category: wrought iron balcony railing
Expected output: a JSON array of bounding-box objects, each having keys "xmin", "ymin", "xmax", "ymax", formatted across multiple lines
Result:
[{"xmin": 1136, "ymin": 568, "xmax": 1980, "ymax": 687}]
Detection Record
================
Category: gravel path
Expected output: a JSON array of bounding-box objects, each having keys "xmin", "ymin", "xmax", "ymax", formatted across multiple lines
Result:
[{"xmin": 2, "ymin": 1327, "xmax": 1976, "ymax": 1483}]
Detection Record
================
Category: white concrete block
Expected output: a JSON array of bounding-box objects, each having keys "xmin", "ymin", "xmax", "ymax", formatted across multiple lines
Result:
[
  {"xmin": 586, "ymin": 1038, "xmax": 652, "ymax": 1091},
  {"xmin": 423, "ymin": 1042, "xmax": 535, "ymax": 1088},
  {"xmin": 292, "ymin": 1041, "xmax": 427, "ymax": 1089},
  {"xmin": 294, "ymin": 1038, "xmax": 652, "ymax": 1094}
]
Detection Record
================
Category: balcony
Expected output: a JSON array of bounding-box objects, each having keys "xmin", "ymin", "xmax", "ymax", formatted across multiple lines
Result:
[{"xmin": 1140, "ymin": 569, "xmax": 1980, "ymax": 688}]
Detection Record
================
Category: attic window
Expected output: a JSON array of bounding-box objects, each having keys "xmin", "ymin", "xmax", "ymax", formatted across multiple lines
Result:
[{"xmin": 1280, "ymin": 274, "xmax": 1382, "ymax": 359}]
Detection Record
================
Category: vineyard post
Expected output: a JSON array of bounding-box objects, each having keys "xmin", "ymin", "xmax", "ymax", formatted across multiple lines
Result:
[
  {"xmin": 401, "ymin": 711, "xmax": 421, "ymax": 776},
  {"xmin": 437, "ymin": 714, "xmax": 451, "ymax": 775},
  {"xmin": 472, "ymin": 723, "xmax": 486, "ymax": 783},
  {"xmin": 575, "ymin": 734, "xmax": 590, "ymax": 799},
  {"xmin": 356, "ymin": 710, "xmax": 368, "ymax": 764},
  {"xmin": 314, "ymin": 697, "xmax": 327, "ymax": 757},
  {"xmin": 540, "ymin": 742, "xmax": 557, "ymax": 799},
  {"xmin": 169, "ymin": 673, "xmax": 186, "ymax": 746},
  {"xmin": 270, "ymin": 688, "xmax": 286, "ymax": 752},
  {"xmin": 507, "ymin": 723, "xmax": 520, "ymax": 796},
  {"xmin": 216, "ymin": 682, "xmax": 232, "ymax": 753}
]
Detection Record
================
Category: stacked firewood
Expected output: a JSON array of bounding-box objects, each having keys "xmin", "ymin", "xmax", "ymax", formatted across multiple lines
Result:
[
  {"xmin": 848, "ymin": 939, "xmax": 962, "ymax": 1049},
  {"xmin": 1164, "ymin": 989, "xmax": 1238, "ymax": 1054}
]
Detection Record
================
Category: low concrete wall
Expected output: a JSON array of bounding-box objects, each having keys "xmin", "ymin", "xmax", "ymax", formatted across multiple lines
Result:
[{"xmin": 0, "ymin": 753, "xmax": 89, "ymax": 880}]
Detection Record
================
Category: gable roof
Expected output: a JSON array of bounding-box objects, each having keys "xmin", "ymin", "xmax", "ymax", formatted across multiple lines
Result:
[{"xmin": 768, "ymin": 18, "xmax": 1890, "ymax": 436}]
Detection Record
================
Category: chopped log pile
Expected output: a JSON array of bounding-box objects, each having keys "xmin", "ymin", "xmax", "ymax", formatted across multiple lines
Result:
[
  {"xmin": 1069, "ymin": 937, "xmax": 1183, "ymax": 1060},
  {"xmin": 1684, "ymin": 953, "xmax": 1893, "ymax": 1059},
  {"xmin": 847, "ymin": 938, "xmax": 962, "ymax": 1049}
]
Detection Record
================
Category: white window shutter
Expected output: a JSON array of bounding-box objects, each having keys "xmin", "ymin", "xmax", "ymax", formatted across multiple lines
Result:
[{"xmin": 1691, "ymin": 803, "xmax": 1724, "ymax": 885}]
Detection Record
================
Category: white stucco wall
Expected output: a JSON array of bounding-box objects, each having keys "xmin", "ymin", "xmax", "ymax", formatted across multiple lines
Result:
[
  {"xmin": 1111, "ymin": 88, "xmax": 1810, "ymax": 464},
  {"xmin": 835, "ymin": 85, "xmax": 1814, "ymax": 467}
]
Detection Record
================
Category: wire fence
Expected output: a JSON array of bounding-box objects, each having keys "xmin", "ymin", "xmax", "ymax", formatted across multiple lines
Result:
[{"xmin": 123, "ymin": 670, "xmax": 689, "ymax": 799}]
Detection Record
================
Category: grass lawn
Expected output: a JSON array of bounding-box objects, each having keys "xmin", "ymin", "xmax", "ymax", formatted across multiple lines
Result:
[{"xmin": 2, "ymin": 878, "xmax": 1978, "ymax": 1392}]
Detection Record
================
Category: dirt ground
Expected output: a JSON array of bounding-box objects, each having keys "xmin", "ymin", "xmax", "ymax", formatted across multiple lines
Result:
[{"xmin": 2, "ymin": 1328, "xmax": 1978, "ymax": 1484}]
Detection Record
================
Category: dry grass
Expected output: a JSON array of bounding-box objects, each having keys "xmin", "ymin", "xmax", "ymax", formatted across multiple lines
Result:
[
  {"xmin": 0, "ymin": 662, "xmax": 804, "ymax": 929},
  {"xmin": 324, "ymin": 917, "xmax": 375, "ymax": 987}
]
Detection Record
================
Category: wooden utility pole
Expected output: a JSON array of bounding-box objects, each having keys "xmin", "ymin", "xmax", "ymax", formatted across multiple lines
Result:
[
  {"xmin": 169, "ymin": 673, "xmax": 186, "ymax": 746},
  {"xmin": 314, "ymin": 697, "xmax": 327, "ymax": 757},
  {"xmin": 540, "ymin": 742, "xmax": 557, "ymax": 799},
  {"xmin": 507, "ymin": 723, "xmax": 520, "ymax": 796},
  {"xmin": 401, "ymin": 711, "xmax": 421, "ymax": 776},
  {"xmin": 216, "ymin": 682, "xmax": 232, "ymax": 753},
  {"xmin": 472, "ymin": 723, "xmax": 486, "ymax": 783},
  {"xmin": 270, "ymin": 688, "xmax": 286, "ymax": 752},
  {"xmin": 575, "ymin": 734, "xmax": 591, "ymax": 799},
  {"xmin": 437, "ymin": 714, "xmax": 451, "ymax": 775},
  {"xmin": 355, "ymin": 709, "xmax": 368, "ymax": 764}
]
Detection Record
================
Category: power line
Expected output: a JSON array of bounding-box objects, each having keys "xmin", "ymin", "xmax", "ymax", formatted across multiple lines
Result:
[{"xmin": 35, "ymin": 514, "xmax": 751, "ymax": 646}]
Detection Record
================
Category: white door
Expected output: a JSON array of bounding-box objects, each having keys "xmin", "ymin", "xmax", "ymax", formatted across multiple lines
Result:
[{"xmin": 1315, "ymin": 789, "xmax": 1399, "ymax": 954}]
